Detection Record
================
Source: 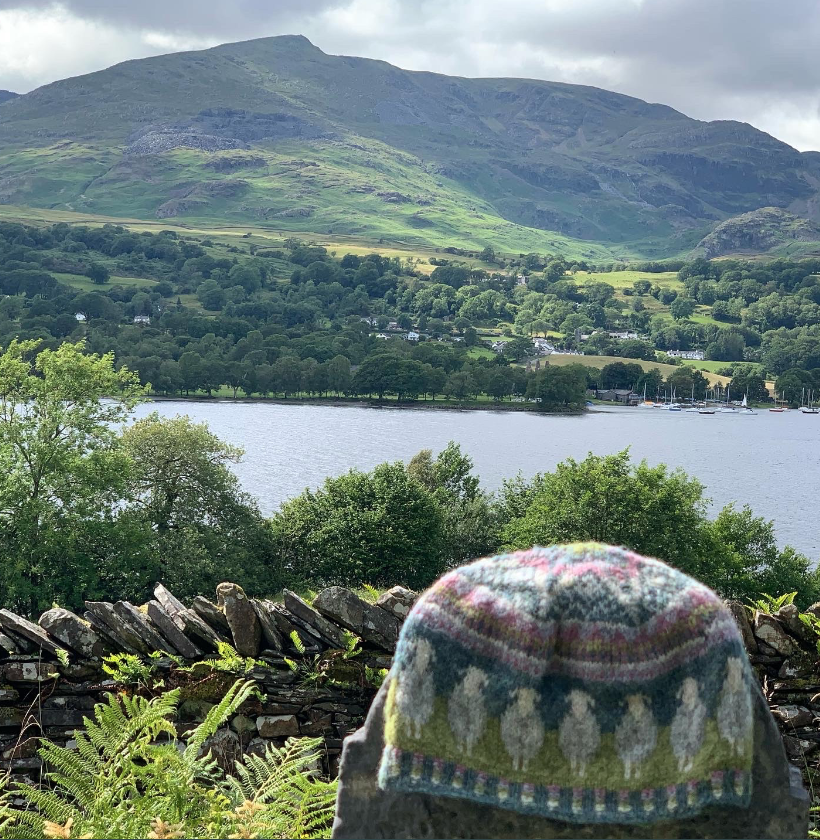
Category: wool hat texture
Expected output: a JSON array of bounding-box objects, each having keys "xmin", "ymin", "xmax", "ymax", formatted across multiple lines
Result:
[{"xmin": 377, "ymin": 543, "xmax": 755, "ymax": 824}]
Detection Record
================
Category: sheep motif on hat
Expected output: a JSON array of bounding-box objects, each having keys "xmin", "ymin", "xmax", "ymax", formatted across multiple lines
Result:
[
  {"xmin": 558, "ymin": 690, "xmax": 600, "ymax": 778},
  {"xmin": 671, "ymin": 677, "xmax": 707, "ymax": 773},
  {"xmin": 394, "ymin": 637, "xmax": 435, "ymax": 740},
  {"xmin": 500, "ymin": 687, "xmax": 545, "ymax": 772},
  {"xmin": 717, "ymin": 656, "xmax": 753, "ymax": 756},
  {"xmin": 615, "ymin": 694, "xmax": 658, "ymax": 781},
  {"xmin": 378, "ymin": 543, "xmax": 757, "ymax": 824},
  {"xmin": 448, "ymin": 666, "xmax": 489, "ymax": 757}
]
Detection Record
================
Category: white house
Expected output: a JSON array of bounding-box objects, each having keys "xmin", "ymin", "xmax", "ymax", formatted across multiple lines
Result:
[
  {"xmin": 532, "ymin": 337, "xmax": 555, "ymax": 356},
  {"xmin": 375, "ymin": 333, "xmax": 389, "ymax": 340},
  {"xmin": 74, "ymin": 312, "xmax": 86, "ymax": 322},
  {"xmin": 666, "ymin": 349, "xmax": 705, "ymax": 361},
  {"xmin": 406, "ymin": 331, "xmax": 420, "ymax": 341},
  {"xmin": 608, "ymin": 330, "xmax": 640, "ymax": 341},
  {"xmin": 133, "ymin": 315, "xmax": 151, "ymax": 325}
]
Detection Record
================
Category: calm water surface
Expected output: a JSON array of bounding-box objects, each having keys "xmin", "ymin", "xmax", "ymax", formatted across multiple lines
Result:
[{"xmin": 132, "ymin": 402, "xmax": 820, "ymax": 558}]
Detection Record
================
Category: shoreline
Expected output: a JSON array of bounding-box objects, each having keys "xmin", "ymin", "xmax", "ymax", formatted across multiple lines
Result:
[{"xmin": 146, "ymin": 395, "xmax": 586, "ymax": 415}]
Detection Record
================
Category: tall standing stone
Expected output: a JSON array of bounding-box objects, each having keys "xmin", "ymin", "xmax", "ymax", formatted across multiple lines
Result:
[{"xmin": 216, "ymin": 582, "xmax": 261, "ymax": 657}]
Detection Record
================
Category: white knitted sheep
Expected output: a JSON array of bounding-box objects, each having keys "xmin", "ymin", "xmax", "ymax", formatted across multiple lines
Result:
[
  {"xmin": 558, "ymin": 689, "xmax": 600, "ymax": 778},
  {"xmin": 396, "ymin": 637, "xmax": 435, "ymax": 739},
  {"xmin": 448, "ymin": 666, "xmax": 489, "ymax": 757},
  {"xmin": 501, "ymin": 687, "xmax": 545, "ymax": 772},
  {"xmin": 717, "ymin": 657, "xmax": 752, "ymax": 756},
  {"xmin": 615, "ymin": 694, "xmax": 658, "ymax": 780},
  {"xmin": 670, "ymin": 677, "xmax": 706, "ymax": 772}
]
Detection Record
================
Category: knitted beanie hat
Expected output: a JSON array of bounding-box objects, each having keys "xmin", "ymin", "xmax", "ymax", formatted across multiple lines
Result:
[{"xmin": 377, "ymin": 543, "xmax": 755, "ymax": 825}]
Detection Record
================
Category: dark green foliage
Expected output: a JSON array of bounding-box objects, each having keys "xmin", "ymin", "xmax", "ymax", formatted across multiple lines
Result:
[
  {"xmin": 499, "ymin": 450, "xmax": 820, "ymax": 606},
  {"xmin": 269, "ymin": 461, "xmax": 447, "ymax": 590}
]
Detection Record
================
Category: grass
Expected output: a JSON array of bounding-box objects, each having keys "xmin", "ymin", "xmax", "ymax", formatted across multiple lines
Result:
[
  {"xmin": 547, "ymin": 353, "xmax": 731, "ymax": 386},
  {"xmin": 572, "ymin": 270, "xmax": 682, "ymax": 290},
  {"xmin": 52, "ymin": 272, "xmax": 157, "ymax": 292}
]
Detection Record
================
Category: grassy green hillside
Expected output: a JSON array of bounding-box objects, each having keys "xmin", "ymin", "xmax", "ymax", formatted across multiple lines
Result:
[{"xmin": 1, "ymin": 35, "xmax": 819, "ymax": 259}]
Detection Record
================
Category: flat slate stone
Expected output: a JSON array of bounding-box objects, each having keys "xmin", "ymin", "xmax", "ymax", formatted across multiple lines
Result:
[
  {"xmin": 154, "ymin": 584, "xmax": 223, "ymax": 650},
  {"xmin": 270, "ymin": 603, "xmax": 323, "ymax": 652},
  {"xmin": 1, "ymin": 661, "xmax": 55, "ymax": 682},
  {"xmin": 0, "ymin": 609, "xmax": 66, "ymax": 658},
  {"xmin": 755, "ymin": 613, "xmax": 798, "ymax": 656},
  {"xmin": 216, "ymin": 582, "xmax": 261, "ymax": 657},
  {"xmin": 192, "ymin": 596, "xmax": 231, "ymax": 635},
  {"xmin": 113, "ymin": 601, "xmax": 173, "ymax": 655},
  {"xmin": 0, "ymin": 631, "xmax": 19, "ymax": 656},
  {"xmin": 84, "ymin": 602, "xmax": 142, "ymax": 654},
  {"xmin": 146, "ymin": 601, "xmax": 202, "ymax": 659},
  {"xmin": 39, "ymin": 608, "xmax": 106, "ymax": 659},
  {"xmin": 153, "ymin": 584, "xmax": 187, "ymax": 629},
  {"xmin": 727, "ymin": 600, "xmax": 758, "ymax": 654},
  {"xmin": 284, "ymin": 590, "xmax": 348, "ymax": 648},
  {"xmin": 256, "ymin": 714, "xmax": 299, "ymax": 738},
  {"xmin": 313, "ymin": 587, "xmax": 399, "ymax": 651},
  {"xmin": 252, "ymin": 600, "xmax": 283, "ymax": 652}
]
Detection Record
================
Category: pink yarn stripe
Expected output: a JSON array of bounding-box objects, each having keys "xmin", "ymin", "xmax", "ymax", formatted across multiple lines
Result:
[{"xmin": 419, "ymin": 599, "xmax": 740, "ymax": 680}]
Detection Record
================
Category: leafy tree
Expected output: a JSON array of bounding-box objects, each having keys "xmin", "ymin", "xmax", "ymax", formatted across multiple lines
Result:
[
  {"xmin": 86, "ymin": 262, "xmax": 111, "ymax": 285},
  {"xmin": 0, "ymin": 340, "xmax": 144, "ymax": 612},
  {"xmin": 326, "ymin": 354, "xmax": 352, "ymax": 395},
  {"xmin": 502, "ymin": 450, "xmax": 708, "ymax": 572},
  {"xmin": 501, "ymin": 336, "xmax": 535, "ymax": 361},
  {"xmin": 119, "ymin": 413, "xmax": 274, "ymax": 600},
  {"xmin": 730, "ymin": 367, "xmax": 769, "ymax": 403},
  {"xmin": 600, "ymin": 361, "xmax": 644, "ymax": 389},
  {"xmin": 702, "ymin": 505, "xmax": 819, "ymax": 604},
  {"xmin": 407, "ymin": 442, "xmax": 498, "ymax": 566},
  {"xmin": 670, "ymin": 296, "xmax": 696, "ymax": 320},
  {"xmin": 526, "ymin": 365, "xmax": 587, "ymax": 408},
  {"xmin": 269, "ymin": 462, "xmax": 446, "ymax": 589}
]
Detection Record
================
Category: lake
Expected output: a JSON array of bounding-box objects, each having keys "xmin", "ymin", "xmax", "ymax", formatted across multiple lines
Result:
[{"xmin": 132, "ymin": 401, "xmax": 820, "ymax": 559}]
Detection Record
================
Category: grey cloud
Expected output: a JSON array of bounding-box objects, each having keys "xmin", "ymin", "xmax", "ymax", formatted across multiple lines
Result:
[{"xmin": 0, "ymin": 0, "xmax": 342, "ymax": 35}]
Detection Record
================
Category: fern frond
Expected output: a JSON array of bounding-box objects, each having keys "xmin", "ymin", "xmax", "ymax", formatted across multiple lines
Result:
[
  {"xmin": 183, "ymin": 679, "xmax": 257, "ymax": 764},
  {"xmin": 223, "ymin": 738, "xmax": 337, "ymax": 840}
]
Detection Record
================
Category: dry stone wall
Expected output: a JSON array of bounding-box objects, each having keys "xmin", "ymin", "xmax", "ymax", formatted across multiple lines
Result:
[
  {"xmin": 0, "ymin": 582, "xmax": 417, "ymax": 788},
  {"xmin": 0, "ymin": 583, "xmax": 817, "ymax": 799}
]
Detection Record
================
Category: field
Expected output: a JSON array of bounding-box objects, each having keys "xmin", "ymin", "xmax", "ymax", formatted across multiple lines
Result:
[
  {"xmin": 547, "ymin": 353, "xmax": 731, "ymax": 387},
  {"xmin": 52, "ymin": 272, "xmax": 157, "ymax": 292},
  {"xmin": 572, "ymin": 270, "xmax": 682, "ymax": 290}
]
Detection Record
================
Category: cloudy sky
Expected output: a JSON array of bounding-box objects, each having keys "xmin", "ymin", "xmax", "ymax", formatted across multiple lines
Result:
[{"xmin": 0, "ymin": 0, "xmax": 818, "ymax": 151}]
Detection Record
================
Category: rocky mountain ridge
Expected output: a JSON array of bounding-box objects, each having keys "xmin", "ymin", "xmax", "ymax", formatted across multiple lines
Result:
[{"xmin": 0, "ymin": 36, "xmax": 818, "ymax": 257}]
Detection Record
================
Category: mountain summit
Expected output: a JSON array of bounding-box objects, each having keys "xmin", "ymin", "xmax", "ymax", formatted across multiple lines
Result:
[{"xmin": 0, "ymin": 35, "xmax": 817, "ymax": 257}]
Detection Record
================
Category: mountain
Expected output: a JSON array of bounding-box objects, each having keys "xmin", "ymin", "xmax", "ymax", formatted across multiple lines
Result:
[
  {"xmin": 695, "ymin": 207, "xmax": 820, "ymax": 258},
  {"xmin": 0, "ymin": 34, "xmax": 818, "ymax": 258},
  {"xmin": 0, "ymin": 91, "xmax": 17, "ymax": 104}
]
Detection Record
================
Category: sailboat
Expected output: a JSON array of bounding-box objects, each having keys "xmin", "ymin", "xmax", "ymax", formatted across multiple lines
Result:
[
  {"xmin": 740, "ymin": 394, "xmax": 756, "ymax": 415},
  {"xmin": 769, "ymin": 391, "xmax": 787, "ymax": 412},
  {"xmin": 718, "ymin": 384, "xmax": 736, "ymax": 413},
  {"xmin": 685, "ymin": 383, "xmax": 700, "ymax": 412},
  {"xmin": 801, "ymin": 387, "xmax": 819, "ymax": 414},
  {"xmin": 639, "ymin": 381, "xmax": 655, "ymax": 408}
]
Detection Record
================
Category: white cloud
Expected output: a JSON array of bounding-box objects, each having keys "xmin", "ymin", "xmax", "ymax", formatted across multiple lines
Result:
[{"xmin": 1, "ymin": 0, "xmax": 819, "ymax": 150}]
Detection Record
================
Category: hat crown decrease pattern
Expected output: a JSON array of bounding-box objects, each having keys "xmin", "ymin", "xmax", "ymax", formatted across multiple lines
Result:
[{"xmin": 378, "ymin": 543, "xmax": 756, "ymax": 825}]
